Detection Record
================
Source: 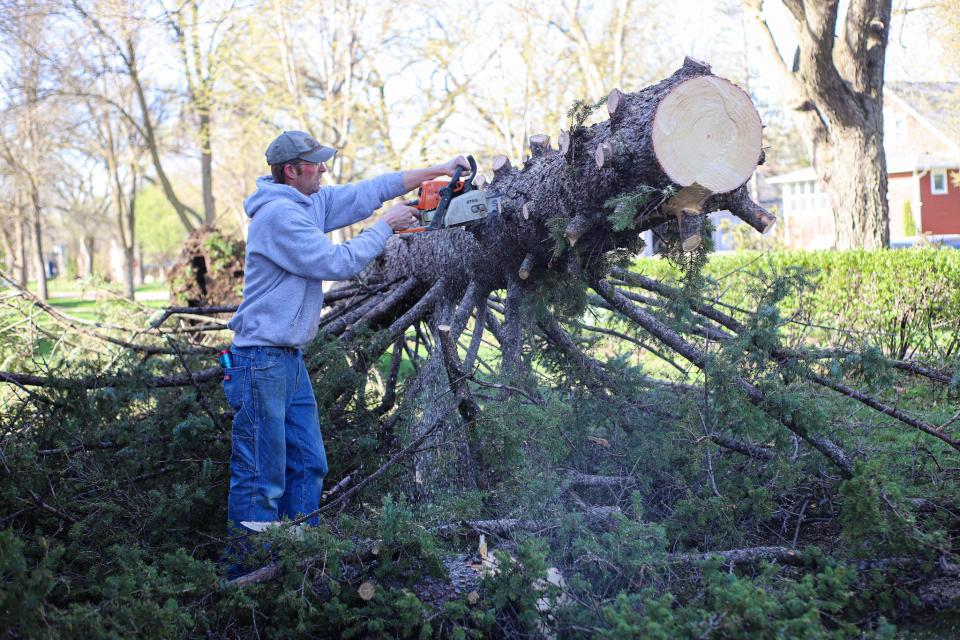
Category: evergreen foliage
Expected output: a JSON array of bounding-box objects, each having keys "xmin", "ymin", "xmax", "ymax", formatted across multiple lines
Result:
[{"xmin": 2, "ymin": 249, "xmax": 959, "ymax": 637}]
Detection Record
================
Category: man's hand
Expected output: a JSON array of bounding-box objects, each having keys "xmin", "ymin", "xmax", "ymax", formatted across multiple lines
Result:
[
  {"xmin": 400, "ymin": 156, "xmax": 472, "ymax": 191},
  {"xmin": 382, "ymin": 203, "xmax": 420, "ymax": 232},
  {"xmin": 437, "ymin": 156, "xmax": 470, "ymax": 177}
]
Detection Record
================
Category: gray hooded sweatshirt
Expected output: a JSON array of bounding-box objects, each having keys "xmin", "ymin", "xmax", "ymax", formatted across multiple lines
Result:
[{"xmin": 228, "ymin": 173, "xmax": 406, "ymax": 347}]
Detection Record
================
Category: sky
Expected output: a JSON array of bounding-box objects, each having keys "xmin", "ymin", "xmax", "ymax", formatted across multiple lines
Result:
[{"xmin": 665, "ymin": 0, "xmax": 953, "ymax": 91}]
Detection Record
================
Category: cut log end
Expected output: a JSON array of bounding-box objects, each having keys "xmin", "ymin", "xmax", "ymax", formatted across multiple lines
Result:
[
  {"xmin": 721, "ymin": 188, "xmax": 777, "ymax": 234},
  {"xmin": 564, "ymin": 215, "xmax": 591, "ymax": 246},
  {"xmin": 651, "ymin": 75, "xmax": 762, "ymax": 193},
  {"xmin": 529, "ymin": 134, "xmax": 551, "ymax": 157},
  {"xmin": 492, "ymin": 155, "xmax": 512, "ymax": 179},
  {"xmin": 358, "ymin": 581, "xmax": 375, "ymax": 601},
  {"xmin": 757, "ymin": 212, "xmax": 777, "ymax": 234},
  {"xmin": 680, "ymin": 211, "xmax": 705, "ymax": 252},
  {"xmin": 518, "ymin": 253, "xmax": 535, "ymax": 280},
  {"xmin": 607, "ymin": 88, "xmax": 625, "ymax": 118},
  {"xmin": 595, "ymin": 140, "xmax": 614, "ymax": 169}
]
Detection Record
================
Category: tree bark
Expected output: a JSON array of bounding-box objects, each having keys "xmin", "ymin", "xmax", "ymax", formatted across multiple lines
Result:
[
  {"xmin": 200, "ymin": 111, "xmax": 216, "ymax": 225},
  {"xmin": 825, "ymin": 128, "xmax": 889, "ymax": 249}
]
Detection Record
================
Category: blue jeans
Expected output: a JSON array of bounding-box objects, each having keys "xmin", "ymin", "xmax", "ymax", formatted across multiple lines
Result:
[{"xmin": 223, "ymin": 345, "xmax": 328, "ymax": 531}]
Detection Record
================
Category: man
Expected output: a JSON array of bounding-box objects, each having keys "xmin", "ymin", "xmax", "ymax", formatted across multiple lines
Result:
[{"xmin": 223, "ymin": 129, "xmax": 467, "ymax": 533}]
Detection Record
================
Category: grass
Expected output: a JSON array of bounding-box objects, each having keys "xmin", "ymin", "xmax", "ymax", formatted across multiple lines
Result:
[
  {"xmin": 1, "ymin": 280, "xmax": 173, "ymax": 364},
  {"xmin": 21, "ymin": 278, "xmax": 170, "ymax": 322}
]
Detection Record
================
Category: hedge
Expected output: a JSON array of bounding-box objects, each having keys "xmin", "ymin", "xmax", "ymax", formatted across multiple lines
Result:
[{"xmin": 632, "ymin": 247, "xmax": 960, "ymax": 361}]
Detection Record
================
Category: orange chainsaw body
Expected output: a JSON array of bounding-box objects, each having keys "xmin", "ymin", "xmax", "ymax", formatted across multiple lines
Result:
[
  {"xmin": 415, "ymin": 178, "xmax": 465, "ymax": 211},
  {"xmin": 399, "ymin": 155, "xmax": 490, "ymax": 234}
]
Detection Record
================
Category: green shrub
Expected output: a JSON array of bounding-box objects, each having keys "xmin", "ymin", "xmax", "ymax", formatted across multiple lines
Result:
[
  {"xmin": 633, "ymin": 248, "xmax": 960, "ymax": 361},
  {"xmin": 902, "ymin": 201, "xmax": 917, "ymax": 237}
]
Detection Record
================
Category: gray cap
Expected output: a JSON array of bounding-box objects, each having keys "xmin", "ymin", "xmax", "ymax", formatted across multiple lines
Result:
[{"xmin": 265, "ymin": 130, "xmax": 337, "ymax": 165}]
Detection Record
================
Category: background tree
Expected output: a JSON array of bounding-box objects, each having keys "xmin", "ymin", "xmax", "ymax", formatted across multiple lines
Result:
[
  {"xmin": 51, "ymin": 164, "xmax": 110, "ymax": 280},
  {"xmin": 71, "ymin": 0, "xmax": 204, "ymax": 234},
  {"xmin": 0, "ymin": 168, "xmax": 28, "ymax": 285},
  {"xmin": 163, "ymin": 0, "xmax": 248, "ymax": 226},
  {"xmin": 214, "ymin": 0, "xmax": 419, "ymax": 238},
  {"xmin": 85, "ymin": 92, "xmax": 146, "ymax": 300},
  {"xmin": 744, "ymin": 0, "xmax": 893, "ymax": 249},
  {"xmin": 0, "ymin": 3, "xmax": 62, "ymax": 301}
]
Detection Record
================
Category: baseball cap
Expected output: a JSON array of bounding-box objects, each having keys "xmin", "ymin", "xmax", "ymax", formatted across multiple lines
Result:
[{"xmin": 265, "ymin": 130, "xmax": 337, "ymax": 165}]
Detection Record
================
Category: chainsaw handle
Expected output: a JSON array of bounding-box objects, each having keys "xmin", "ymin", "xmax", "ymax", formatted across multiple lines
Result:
[
  {"xmin": 445, "ymin": 165, "xmax": 465, "ymax": 195},
  {"xmin": 462, "ymin": 155, "xmax": 478, "ymax": 192},
  {"xmin": 430, "ymin": 164, "xmax": 464, "ymax": 229}
]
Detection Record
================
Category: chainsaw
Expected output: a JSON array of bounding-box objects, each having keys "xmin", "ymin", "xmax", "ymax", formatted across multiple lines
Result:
[{"xmin": 398, "ymin": 155, "xmax": 497, "ymax": 233}]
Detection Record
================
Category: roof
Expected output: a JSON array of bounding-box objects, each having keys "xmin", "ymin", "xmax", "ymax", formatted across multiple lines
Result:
[
  {"xmin": 765, "ymin": 83, "xmax": 960, "ymax": 184},
  {"xmin": 768, "ymin": 155, "xmax": 960, "ymax": 183},
  {"xmin": 886, "ymin": 82, "xmax": 960, "ymax": 151},
  {"xmin": 766, "ymin": 167, "xmax": 815, "ymax": 184}
]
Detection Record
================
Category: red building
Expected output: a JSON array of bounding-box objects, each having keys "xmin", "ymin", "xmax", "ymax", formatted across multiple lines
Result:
[{"xmin": 769, "ymin": 83, "xmax": 960, "ymax": 248}]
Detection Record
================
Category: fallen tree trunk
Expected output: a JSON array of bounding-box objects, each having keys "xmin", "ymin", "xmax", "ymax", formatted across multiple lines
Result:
[{"xmin": 359, "ymin": 56, "xmax": 771, "ymax": 308}]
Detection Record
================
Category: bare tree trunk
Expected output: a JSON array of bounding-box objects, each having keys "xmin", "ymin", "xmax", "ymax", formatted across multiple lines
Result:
[
  {"xmin": 122, "ymin": 185, "xmax": 137, "ymax": 300},
  {"xmin": 169, "ymin": 0, "xmax": 217, "ymax": 226},
  {"xmin": 0, "ymin": 218, "xmax": 14, "ymax": 276},
  {"xmin": 28, "ymin": 181, "xmax": 47, "ymax": 301},
  {"xmin": 14, "ymin": 194, "xmax": 28, "ymax": 286},
  {"xmin": 122, "ymin": 246, "xmax": 135, "ymax": 299},
  {"xmin": 824, "ymin": 126, "xmax": 889, "ymax": 249},
  {"xmin": 136, "ymin": 242, "xmax": 144, "ymax": 285},
  {"xmin": 200, "ymin": 111, "xmax": 215, "ymax": 225},
  {"xmin": 744, "ymin": 0, "xmax": 892, "ymax": 249},
  {"xmin": 80, "ymin": 235, "xmax": 95, "ymax": 279}
]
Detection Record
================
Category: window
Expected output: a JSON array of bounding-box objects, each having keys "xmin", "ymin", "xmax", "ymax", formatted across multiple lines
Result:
[
  {"xmin": 892, "ymin": 115, "xmax": 907, "ymax": 145},
  {"xmin": 932, "ymin": 169, "xmax": 948, "ymax": 195}
]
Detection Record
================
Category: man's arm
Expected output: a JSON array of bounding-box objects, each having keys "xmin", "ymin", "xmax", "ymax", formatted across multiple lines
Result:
[
  {"xmin": 253, "ymin": 203, "xmax": 395, "ymax": 281},
  {"xmin": 401, "ymin": 156, "xmax": 470, "ymax": 191},
  {"xmin": 322, "ymin": 173, "xmax": 405, "ymax": 232},
  {"xmin": 321, "ymin": 156, "xmax": 472, "ymax": 232}
]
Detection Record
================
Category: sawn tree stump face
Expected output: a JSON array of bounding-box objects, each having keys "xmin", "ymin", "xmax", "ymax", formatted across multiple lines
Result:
[{"xmin": 651, "ymin": 76, "xmax": 762, "ymax": 193}]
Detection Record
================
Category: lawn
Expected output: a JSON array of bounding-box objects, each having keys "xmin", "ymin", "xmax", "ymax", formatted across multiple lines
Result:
[
  {"xmin": 25, "ymin": 278, "xmax": 170, "ymax": 322},
  {"xmin": 3, "ymin": 279, "xmax": 173, "ymax": 364}
]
